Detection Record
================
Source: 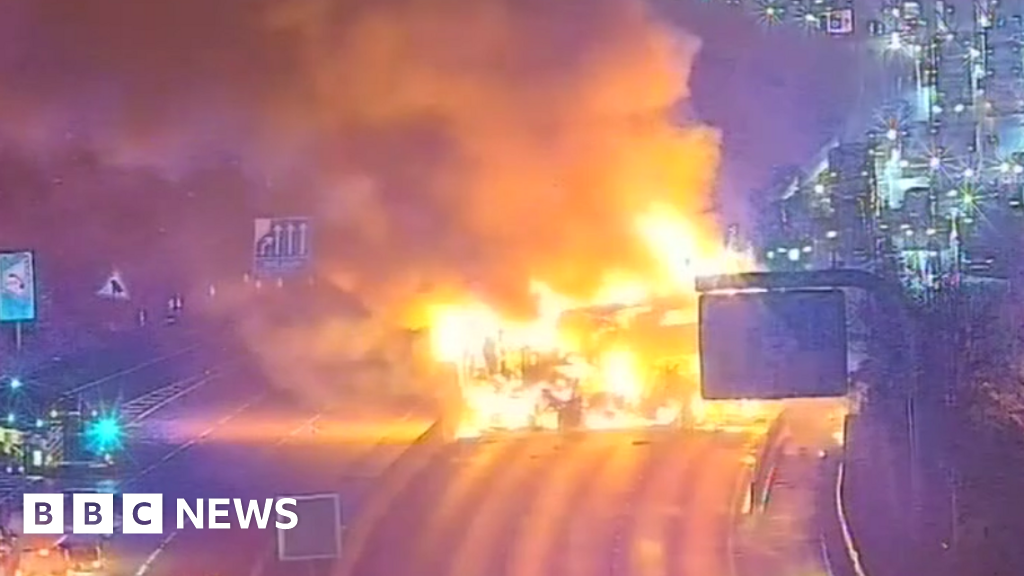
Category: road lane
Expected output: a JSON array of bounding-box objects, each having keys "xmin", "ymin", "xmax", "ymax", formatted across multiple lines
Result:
[
  {"xmin": 0, "ymin": 331, "xmax": 232, "ymax": 508},
  {"xmin": 0, "ymin": 326, "xmax": 233, "ymax": 434},
  {"xmin": 345, "ymin": 428, "xmax": 760, "ymax": 576},
  {"xmin": 87, "ymin": 364, "xmax": 432, "ymax": 576}
]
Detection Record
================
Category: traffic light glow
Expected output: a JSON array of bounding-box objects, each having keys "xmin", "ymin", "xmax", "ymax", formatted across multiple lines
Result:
[{"xmin": 85, "ymin": 416, "xmax": 124, "ymax": 454}]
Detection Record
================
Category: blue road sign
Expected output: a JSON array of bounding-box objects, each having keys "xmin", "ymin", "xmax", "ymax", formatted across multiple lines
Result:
[
  {"xmin": 0, "ymin": 251, "xmax": 36, "ymax": 322},
  {"xmin": 253, "ymin": 217, "xmax": 312, "ymax": 276}
]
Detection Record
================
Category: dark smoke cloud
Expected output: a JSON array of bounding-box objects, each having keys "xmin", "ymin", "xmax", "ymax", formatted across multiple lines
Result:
[
  {"xmin": 0, "ymin": 0, "xmax": 721, "ymax": 401},
  {"xmin": 662, "ymin": 2, "xmax": 876, "ymax": 223},
  {"xmin": 0, "ymin": 0, "xmax": 719, "ymax": 301}
]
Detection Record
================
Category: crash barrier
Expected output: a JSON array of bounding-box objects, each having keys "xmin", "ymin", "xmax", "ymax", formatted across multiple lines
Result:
[
  {"xmin": 334, "ymin": 417, "xmax": 446, "ymax": 576},
  {"xmin": 749, "ymin": 410, "xmax": 792, "ymax": 514}
]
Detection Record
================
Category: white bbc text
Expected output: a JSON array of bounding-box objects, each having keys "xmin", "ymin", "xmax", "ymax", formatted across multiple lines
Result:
[{"xmin": 22, "ymin": 494, "xmax": 299, "ymax": 534}]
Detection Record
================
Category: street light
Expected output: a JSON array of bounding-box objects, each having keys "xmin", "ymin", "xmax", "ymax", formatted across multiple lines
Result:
[{"xmin": 8, "ymin": 379, "xmax": 21, "ymax": 390}]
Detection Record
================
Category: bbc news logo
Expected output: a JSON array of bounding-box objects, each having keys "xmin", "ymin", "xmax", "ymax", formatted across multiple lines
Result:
[{"xmin": 23, "ymin": 494, "xmax": 299, "ymax": 534}]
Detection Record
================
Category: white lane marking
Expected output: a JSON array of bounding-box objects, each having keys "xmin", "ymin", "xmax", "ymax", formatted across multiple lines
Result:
[
  {"xmin": 126, "ymin": 374, "xmax": 215, "ymax": 425},
  {"xmin": 130, "ymin": 407, "xmax": 419, "ymax": 575},
  {"xmin": 836, "ymin": 461, "xmax": 869, "ymax": 576},
  {"xmin": 134, "ymin": 531, "xmax": 179, "ymax": 576},
  {"xmin": 726, "ymin": 456, "xmax": 754, "ymax": 576},
  {"xmin": 273, "ymin": 414, "xmax": 324, "ymax": 447},
  {"xmin": 61, "ymin": 343, "xmax": 204, "ymax": 395},
  {"xmin": 128, "ymin": 411, "xmax": 330, "ymax": 574},
  {"xmin": 124, "ymin": 393, "xmax": 266, "ymax": 485},
  {"xmin": 820, "ymin": 537, "xmax": 838, "ymax": 576}
]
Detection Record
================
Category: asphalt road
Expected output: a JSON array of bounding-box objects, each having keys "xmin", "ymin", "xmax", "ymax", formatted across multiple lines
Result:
[
  {"xmin": 0, "ymin": 324, "xmax": 233, "ymax": 423},
  {"xmin": 95, "ymin": 359, "xmax": 433, "ymax": 576},
  {"xmin": 333, "ymin": 428, "xmax": 762, "ymax": 576},
  {"xmin": 0, "ymin": 327, "xmax": 229, "ymax": 504}
]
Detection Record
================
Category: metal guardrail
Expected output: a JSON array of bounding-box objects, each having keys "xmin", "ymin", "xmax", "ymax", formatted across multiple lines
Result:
[{"xmin": 749, "ymin": 411, "xmax": 792, "ymax": 514}]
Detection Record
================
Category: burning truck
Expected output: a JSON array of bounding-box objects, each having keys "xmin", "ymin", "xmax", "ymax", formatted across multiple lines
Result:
[{"xmin": 423, "ymin": 293, "xmax": 773, "ymax": 439}]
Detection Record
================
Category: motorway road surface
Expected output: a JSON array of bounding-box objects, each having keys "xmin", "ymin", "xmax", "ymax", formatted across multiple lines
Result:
[
  {"xmin": 0, "ymin": 325, "xmax": 232, "ymax": 417},
  {"xmin": 0, "ymin": 330, "xmax": 432, "ymax": 576},
  {"xmin": 334, "ymin": 428, "xmax": 762, "ymax": 576},
  {"xmin": 99, "ymin": 359, "xmax": 433, "ymax": 576},
  {"xmin": 0, "ymin": 330, "xmax": 230, "ymax": 504}
]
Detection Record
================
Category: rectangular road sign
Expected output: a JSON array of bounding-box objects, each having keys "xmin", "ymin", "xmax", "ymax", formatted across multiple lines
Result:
[
  {"xmin": 699, "ymin": 289, "xmax": 848, "ymax": 399},
  {"xmin": 254, "ymin": 217, "xmax": 311, "ymax": 276},
  {"xmin": 826, "ymin": 8, "xmax": 854, "ymax": 34},
  {"xmin": 277, "ymin": 493, "xmax": 343, "ymax": 561},
  {"xmin": 0, "ymin": 251, "xmax": 36, "ymax": 322}
]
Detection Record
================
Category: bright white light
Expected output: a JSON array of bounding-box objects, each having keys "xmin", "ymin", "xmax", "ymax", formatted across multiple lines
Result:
[
  {"xmin": 1000, "ymin": 162, "xmax": 1011, "ymax": 173},
  {"xmin": 954, "ymin": 103, "xmax": 966, "ymax": 113},
  {"xmin": 814, "ymin": 183, "xmax": 825, "ymax": 194},
  {"xmin": 899, "ymin": 159, "xmax": 910, "ymax": 168},
  {"xmin": 886, "ymin": 128, "xmax": 898, "ymax": 141},
  {"xmin": 825, "ymin": 230, "xmax": 838, "ymax": 239},
  {"xmin": 929, "ymin": 156, "xmax": 941, "ymax": 169},
  {"xmin": 787, "ymin": 248, "xmax": 801, "ymax": 261},
  {"xmin": 1014, "ymin": 165, "xmax": 1023, "ymax": 174},
  {"xmin": 964, "ymin": 168, "xmax": 975, "ymax": 178},
  {"xmin": 932, "ymin": 105, "xmax": 943, "ymax": 114},
  {"xmin": 888, "ymin": 32, "xmax": 902, "ymax": 50},
  {"xmin": 905, "ymin": 229, "xmax": 914, "ymax": 236},
  {"xmin": 8, "ymin": 379, "xmax": 21, "ymax": 390},
  {"xmin": 969, "ymin": 47, "xmax": 982, "ymax": 59}
]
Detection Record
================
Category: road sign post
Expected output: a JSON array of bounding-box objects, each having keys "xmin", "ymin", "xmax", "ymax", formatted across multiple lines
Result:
[{"xmin": 253, "ymin": 217, "xmax": 313, "ymax": 278}]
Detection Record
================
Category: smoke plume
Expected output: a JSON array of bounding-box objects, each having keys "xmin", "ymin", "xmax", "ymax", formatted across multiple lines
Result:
[{"xmin": 0, "ymin": 0, "xmax": 721, "ymax": 403}]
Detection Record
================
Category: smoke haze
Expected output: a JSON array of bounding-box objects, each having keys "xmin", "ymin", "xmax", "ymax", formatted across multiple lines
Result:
[{"xmin": 0, "ymin": 0, "xmax": 721, "ymax": 401}]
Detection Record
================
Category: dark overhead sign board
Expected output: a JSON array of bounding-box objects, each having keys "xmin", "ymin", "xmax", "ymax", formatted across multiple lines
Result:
[{"xmin": 699, "ymin": 289, "xmax": 848, "ymax": 400}]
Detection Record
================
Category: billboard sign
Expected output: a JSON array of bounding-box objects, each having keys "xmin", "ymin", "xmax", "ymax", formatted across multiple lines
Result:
[
  {"xmin": 699, "ymin": 289, "xmax": 848, "ymax": 399},
  {"xmin": 253, "ymin": 217, "xmax": 312, "ymax": 276},
  {"xmin": 0, "ymin": 251, "xmax": 36, "ymax": 322},
  {"xmin": 277, "ymin": 493, "xmax": 342, "ymax": 561}
]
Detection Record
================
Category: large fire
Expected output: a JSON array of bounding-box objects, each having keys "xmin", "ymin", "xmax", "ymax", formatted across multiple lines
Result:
[{"xmin": 421, "ymin": 204, "xmax": 772, "ymax": 438}]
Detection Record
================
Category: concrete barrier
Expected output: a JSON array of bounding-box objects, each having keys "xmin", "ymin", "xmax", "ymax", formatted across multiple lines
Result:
[{"xmin": 334, "ymin": 418, "xmax": 447, "ymax": 576}]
